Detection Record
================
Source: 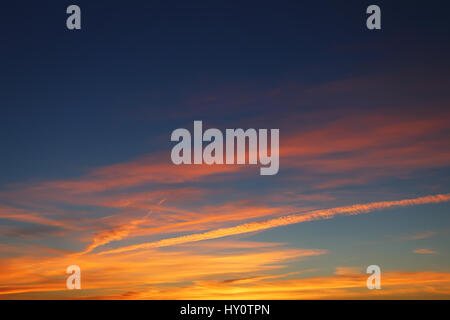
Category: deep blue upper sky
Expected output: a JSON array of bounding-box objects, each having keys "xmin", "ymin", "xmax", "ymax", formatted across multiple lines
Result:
[{"xmin": 1, "ymin": 0, "xmax": 449, "ymax": 184}]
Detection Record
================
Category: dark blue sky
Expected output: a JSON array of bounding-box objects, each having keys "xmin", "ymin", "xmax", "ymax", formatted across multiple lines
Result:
[{"xmin": 1, "ymin": 0, "xmax": 449, "ymax": 184}]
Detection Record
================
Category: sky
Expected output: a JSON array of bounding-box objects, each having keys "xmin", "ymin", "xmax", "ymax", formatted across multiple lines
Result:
[{"xmin": 1, "ymin": 0, "xmax": 450, "ymax": 299}]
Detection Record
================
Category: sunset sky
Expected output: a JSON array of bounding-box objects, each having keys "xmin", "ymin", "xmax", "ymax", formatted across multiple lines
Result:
[{"xmin": 1, "ymin": 0, "xmax": 450, "ymax": 299}]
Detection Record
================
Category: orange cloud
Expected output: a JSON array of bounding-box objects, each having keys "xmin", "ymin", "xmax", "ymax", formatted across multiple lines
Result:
[
  {"xmin": 40, "ymin": 153, "xmax": 245, "ymax": 194},
  {"xmin": 99, "ymin": 193, "xmax": 450, "ymax": 255},
  {"xmin": 0, "ymin": 100, "xmax": 449, "ymax": 300},
  {"xmin": 0, "ymin": 242, "xmax": 326, "ymax": 298},
  {"xmin": 0, "ymin": 206, "xmax": 76, "ymax": 230},
  {"xmin": 414, "ymin": 248, "xmax": 438, "ymax": 255},
  {"xmin": 280, "ymin": 108, "xmax": 450, "ymax": 188},
  {"xmin": 405, "ymin": 231, "xmax": 437, "ymax": 240},
  {"xmin": 79, "ymin": 212, "xmax": 153, "ymax": 254},
  {"xmin": 83, "ymin": 270, "xmax": 450, "ymax": 300}
]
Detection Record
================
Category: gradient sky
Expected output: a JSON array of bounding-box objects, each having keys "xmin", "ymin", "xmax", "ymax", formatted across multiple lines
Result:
[{"xmin": 1, "ymin": 0, "xmax": 450, "ymax": 299}]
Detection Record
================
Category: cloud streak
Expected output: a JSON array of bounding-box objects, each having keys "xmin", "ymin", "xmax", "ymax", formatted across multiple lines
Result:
[
  {"xmin": 414, "ymin": 248, "xmax": 438, "ymax": 255},
  {"xmin": 99, "ymin": 193, "xmax": 450, "ymax": 255}
]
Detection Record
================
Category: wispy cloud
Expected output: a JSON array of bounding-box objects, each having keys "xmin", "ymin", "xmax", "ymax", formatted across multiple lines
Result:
[
  {"xmin": 0, "ymin": 242, "xmax": 326, "ymax": 298},
  {"xmin": 414, "ymin": 248, "xmax": 438, "ymax": 255},
  {"xmin": 72, "ymin": 270, "xmax": 450, "ymax": 300},
  {"xmin": 79, "ymin": 212, "xmax": 153, "ymax": 254},
  {"xmin": 405, "ymin": 231, "xmax": 437, "ymax": 241},
  {"xmin": 99, "ymin": 194, "xmax": 450, "ymax": 255}
]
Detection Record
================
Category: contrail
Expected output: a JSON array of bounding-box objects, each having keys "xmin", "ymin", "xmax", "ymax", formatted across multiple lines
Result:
[{"xmin": 99, "ymin": 193, "xmax": 450, "ymax": 255}]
